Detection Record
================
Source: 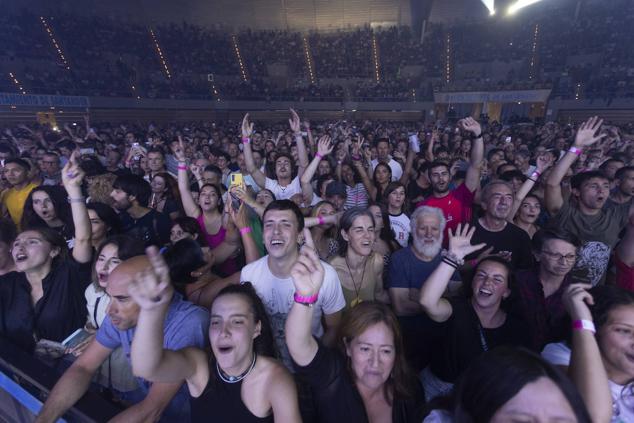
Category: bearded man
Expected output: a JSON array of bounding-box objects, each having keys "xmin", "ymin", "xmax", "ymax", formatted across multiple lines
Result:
[{"xmin": 387, "ymin": 205, "xmax": 460, "ymax": 371}]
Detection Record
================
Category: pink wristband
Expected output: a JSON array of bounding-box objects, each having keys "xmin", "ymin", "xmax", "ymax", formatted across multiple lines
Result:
[
  {"xmin": 294, "ymin": 292, "xmax": 319, "ymax": 305},
  {"xmin": 568, "ymin": 146, "xmax": 583, "ymax": 156},
  {"xmin": 572, "ymin": 319, "xmax": 596, "ymax": 333},
  {"xmin": 239, "ymin": 227, "xmax": 252, "ymax": 235},
  {"xmin": 315, "ymin": 152, "xmax": 323, "ymax": 160},
  {"xmin": 318, "ymin": 216, "xmax": 325, "ymax": 225},
  {"xmin": 242, "ymin": 137, "xmax": 250, "ymax": 144},
  {"xmin": 177, "ymin": 165, "xmax": 188, "ymax": 170}
]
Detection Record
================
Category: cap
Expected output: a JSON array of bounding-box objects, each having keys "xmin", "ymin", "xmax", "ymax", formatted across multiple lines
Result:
[{"xmin": 325, "ymin": 181, "xmax": 347, "ymax": 198}]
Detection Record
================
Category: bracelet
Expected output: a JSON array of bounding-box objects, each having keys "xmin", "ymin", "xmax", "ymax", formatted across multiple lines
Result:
[
  {"xmin": 527, "ymin": 177, "xmax": 537, "ymax": 182},
  {"xmin": 442, "ymin": 257, "xmax": 458, "ymax": 269},
  {"xmin": 441, "ymin": 250, "xmax": 465, "ymax": 266},
  {"xmin": 294, "ymin": 292, "xmax": 319, "ymax": 306},
  {"xmin": 572, "ymin": 319, "xmax": 596, "ymax": 334},
  {"xmin": 318, "ymin": 216, "xmax": 325, "ymax": 225},
  {"xmin": 470, "ymin": 132, "xmax": 482, "ymax": 140},
  {"xmin": 351, "ymin": 154, "xmax": 362, "ymax": 161},
  {"xmin": 239, "ymin": 227, "xmax": 252, "ymax": 236},
  {"xmin": 177, "ymin": 165, "xmax": 188, "ymax": 170},
  {"xmin": 68, "ymin": 197, "xmax": 86, "ymax": 204},
  {"xmin": 242, "ymin": 137, "xmax": 250, "ymax": 144},
  {"xmin": 568, "ymin": 146, "xmax": 583, "ymax": 156},
  {"xmin": 315, "ymin": 152, "xmax": 323, "ymax": 160}
]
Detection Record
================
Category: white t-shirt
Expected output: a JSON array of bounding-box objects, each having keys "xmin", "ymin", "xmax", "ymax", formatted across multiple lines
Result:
[
  {"xmin": 265, "ymin": 176, "xmax": 302, "ymax": 201},
  {"xmin": 240, "ymin": 255, "xmax": 346, "ymax": 369},
  {"xmin": 371, "ymin": 158, "xmax": 403, "ymax": 181},
  {"xmin": 610, "ymin": 380, "xmax": 634, "ymax": 423},
  {"xmin": 389, "ymin": 212, "xmax": 411, "ymax": 248}
]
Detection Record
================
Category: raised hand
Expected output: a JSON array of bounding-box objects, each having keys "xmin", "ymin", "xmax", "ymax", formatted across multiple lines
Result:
[
  {"xmin": 448, "ymin": 224, "xmax": 487, "ymax": 261},
  {"xmin": 128, "ymin": 247, "xmax": 174, "ymax": 310},
  {"xmin": 536, "ymin": 152, "xmax": 554, "ymax": 173},
  {"xmin": 563, "ymin": 283, "xmax": 594, "ymax": 321},
  {"xmin": 289, "ymin": 109, "xmax": 301, "ymax": 134},
  {"xmin": 172, "ymin": 136, "xmax": 187, "ymax": 162},
  {"xmin": 458, "ymin": 117, "xmax": 482, "ymax": 136},
  {"xmin": 316, "ymin": 136, "xmax": 333, "ymax": 157},
  {"xmin": 241, "ymin": 113, "xmax": 254, "ymax": 139},
  {"xmin": 290, "ymin": 229, "xmax": 325, "ymax": 297},
  {"xmin": 574, "ymin": 116, "xmax": 605, "ymax": 148},
  {"xmin": 62, "ymin": 151, "xmax": 85, "ymax": 190}
]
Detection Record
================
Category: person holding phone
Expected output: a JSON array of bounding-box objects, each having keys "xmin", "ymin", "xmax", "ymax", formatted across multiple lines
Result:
[{"xmin": 0, "ymin": 151, "xmax": 93, "ymax": 356}]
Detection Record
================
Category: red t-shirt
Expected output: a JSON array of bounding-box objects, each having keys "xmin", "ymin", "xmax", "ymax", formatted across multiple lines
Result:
[
  {"xmin": 615, "ymin": 252, "xmax": 634, "ymax": 292},
  {"xmin": 416, "ymin": 183, "xmax": 475, "ymax": 243}
]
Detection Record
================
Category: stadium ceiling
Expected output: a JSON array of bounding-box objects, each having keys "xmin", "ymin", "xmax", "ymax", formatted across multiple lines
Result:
[{"xmin": 480, "ymin": 0, "xmax": 545, "ymax": 16}]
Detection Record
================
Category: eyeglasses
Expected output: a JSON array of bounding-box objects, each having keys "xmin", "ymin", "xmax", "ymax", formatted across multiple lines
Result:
[{"xmin": 541, "ymin": 250, "xmax": 576, "ymax": 263}]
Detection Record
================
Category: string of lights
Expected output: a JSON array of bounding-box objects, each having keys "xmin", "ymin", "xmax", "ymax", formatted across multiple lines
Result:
[
  {"xmin": 232, "ymin": 35, "xmax": 249, "ymax": 82},
  {"xmin": 303, "ymin": 37, "xmax": 316, "ymax": 84},
  {"xmin": 372, "ymin": 34, "xmax": 381, "ymax": 83},
  {"xmin": 149, "ymin": 29, "xmax": 172, "ymax": 79},
  {"xmin": 40, "ymin": 17, "xmax": 70, "ymax": 70},
  {"xmin": 528, "ymin": 23, "xmax": 539, "ymax": 81},
  {"xmin": 8, "ymin": 72, "xmax": 27, "ymax": 94},
  {"xmin": 445, "ymin": 33, "xmax": 452, "ymax": 84}
]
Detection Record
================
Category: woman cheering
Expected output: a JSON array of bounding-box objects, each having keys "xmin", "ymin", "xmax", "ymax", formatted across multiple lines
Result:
[
  {"xmin": 286, "ymin": 229, "xmax": 424, "ymax": 422},
  {"xmin": 129, "ymin": 247, "xmax": 301, "ymax": 422}
]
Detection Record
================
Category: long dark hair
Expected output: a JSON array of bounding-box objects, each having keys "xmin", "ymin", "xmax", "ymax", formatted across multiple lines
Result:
[
  {"xmin": 21, "ymin": 185, "xmax": 74, "ymax": 234},
  {"xmin": 368, "ymin": 202, "xmax": 399, "ymax": 253},
  {"xmin": 19, "ymin": 226, "xmax": 69, "ymax": 267},
  {"xmin": 87, "ymin": 202, "xmax": 122, "ymax": 236},
  {"xmin": 450, "ymin": 347, "xmax": 591, "ymax": 422},
  {"xmin": 589, "ymin": 285, "xmax": 634, "ymax": 333},
  {"xmin": 338, "ymin": 301, "xmax": 418, "ymax": 405},
  {"xmin": 466, "ymin": 256, "xmax": 517, "ymax": 312},
  {"xmin": 373, "ymin": 162, "xmax": 392, "ymax": 202},
  {"xmin": 199, "ymin": 183, "xmax": 224, "ymax": 213},
  {"xmin": 213, "ymin": 283, "xmax": 277, "ymax": 359},
  {"xmin": 383, "ymin": 181, "xmax": 408, "ymax": 215},
  {"xmin": 92, "ymin": 235, "xmax": 146, "ymax": 291}
]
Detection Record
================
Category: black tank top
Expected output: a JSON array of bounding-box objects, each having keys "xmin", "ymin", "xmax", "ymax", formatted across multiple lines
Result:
[{"xmin": 191, "ymin": 370, "xmax": 274, "ymax": 423}]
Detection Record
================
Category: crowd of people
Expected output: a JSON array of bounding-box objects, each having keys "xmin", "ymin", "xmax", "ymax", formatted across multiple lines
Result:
[
  {"xmin": 0, "ymin": 109, "xmax": 633, "ymax": 422},
  {"xmin": 2, "ymin": 1, "xmax": 633, "ymax": 101}
]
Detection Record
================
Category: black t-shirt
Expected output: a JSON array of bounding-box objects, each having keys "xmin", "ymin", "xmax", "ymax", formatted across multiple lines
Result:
[
  {"xmin": 0, "ymin": 258, "xmax": 92, "ymax": 352},
  {"xmin": 466, "ymin": 220, "xmax": 534, "ymax": 270},
  {"xmin": 119, "ymin": 208, "xmax": 172, "ymax": 247},
  {"xmin": 430, "ymin": 298, "xmax": 530, "ymax": 383},
  {"xmin": 295, "ymin": 342, "xmax": 425, "ymax": 423}
]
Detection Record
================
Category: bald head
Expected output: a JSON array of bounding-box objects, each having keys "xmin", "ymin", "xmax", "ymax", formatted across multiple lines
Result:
[
  {"xmin": 106, "ymin": 255, "xmax": 150, "ymax": 330},
  {"xmin": 108, "ymin": 255, "xmax": 150, "ymax": 291}
]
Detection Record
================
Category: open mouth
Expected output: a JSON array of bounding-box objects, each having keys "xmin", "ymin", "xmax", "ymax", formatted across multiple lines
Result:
[
  {"xmin": 479, "ymin": 288, "xmax": 493, "ymax": 297},
  {"xmin": 15, "ymin": 254, "xmax": 28, "ymax": 262},
  {"xmin": 270, "ymin": 239, "xmax": 284, "ymax": 246},
  {"xmin": 98, "ymin": 273, "xmax": 109, "ymax": 283},
  {"xmin": 217, "ymin": 346, "xmax": 234, "ymax": 354}
]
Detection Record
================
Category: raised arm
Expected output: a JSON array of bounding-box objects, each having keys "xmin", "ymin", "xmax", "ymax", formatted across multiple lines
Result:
[
  {"xmin": 398, "ymin": 146, "xmax": 416, "ymax": 186},
  {"xmin": 419, "ymin": 224, "xmax": 486, "ymax": 322},
  {"xmin": 545, "ymin": 117, "xmax": 605, "ymax": 215},
  {"xmin": 564, "ymin": 284, "xmax": 612, "ymax": 423},
  {"xmin": 62, "ymin": 151, "xmax": 92, "ymax": 263},
  {"xmin": 300, "ymin": 136, "xmax": 333, "ymax": 203},
  {"xmin": 285, "ymin": 229, "xmax": 324, "ymax": 366},
  {"xmin": 508, "ymin": 153, "xmax": 553, "ymax": 221},
  {"xmin": 425, "ymin": 131, "xmax": 437, "ymax": 162},
  {"xmin": 242, "ymin": 114, "xmax": 267, "ymax": 189},
  {"xmin": 351, "ymin": 140, "xmax": 377, "ymax": 200},
  {"xmin": 462, "ymin": 118, "xmax": 484, "ymax": 192},
  {"xmin": 227, "ymin": 194, "xmax": 261, "ymax": 264},
  {"xmin": 173, "ymin": 137, "xmax": 201, "ymax": 218},
  {"xmin": 290, "ymin": 109, "xmax": 309, "ymax": 177},
  {"xmin": 128, "ymin": 247, "xmax": 208, "ymax": 390}
]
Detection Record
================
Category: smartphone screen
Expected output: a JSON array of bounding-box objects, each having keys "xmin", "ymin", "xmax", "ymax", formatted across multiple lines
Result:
[{"xmin": 62, "ymin": 328, "xmax": 92, "ymax": 349}]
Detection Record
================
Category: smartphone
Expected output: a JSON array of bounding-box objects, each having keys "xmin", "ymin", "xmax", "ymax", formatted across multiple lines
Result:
[
  {"xmin": 0, "ymin": 159, "xmax": 4, "ymax": 167},
  {"xmin": 505, "ymin": 136, "xmax": 512, "ymax": 143},
  {"xmin": 132, "ymin": 142, "xmax": 140, "ymax": 148},
  {"xmin": 62, "ymin": 328, "xmax": 93, "ymax": 349},
  {"xmin": 79, "ymin": 148, "xmax": 95, "ymax": 155},
  {"xmin": 230, "ymin": 173, "xmax": 243, "ymax": 187}
]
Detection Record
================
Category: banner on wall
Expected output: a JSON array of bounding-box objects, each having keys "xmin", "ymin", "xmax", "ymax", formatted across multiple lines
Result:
[
  {"xmin": 0, "ymin": 93, "xmax": 90, "ymax": 108},
  {"xmin": 434, "ymin": 90, "xmax": 551, "ymax": 104}
]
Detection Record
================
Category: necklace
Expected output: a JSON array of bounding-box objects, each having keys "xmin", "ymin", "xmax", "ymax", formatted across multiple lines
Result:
[
  {"xmin": 216, "ymin": 353, "xmax": 257, "ymax": 384},
  {"xmin": 345, "ymin": 256, "xmax": 367, "ymax": 307}
]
